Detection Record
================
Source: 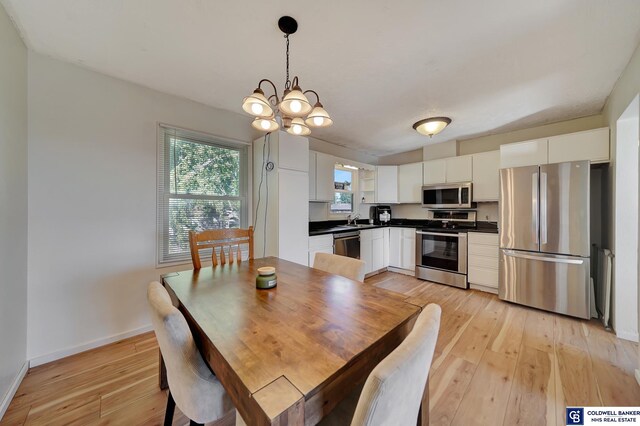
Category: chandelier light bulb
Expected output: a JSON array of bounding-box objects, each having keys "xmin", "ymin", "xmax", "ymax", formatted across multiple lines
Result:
[
  {"xmin": 260, "ymin": 119, "xmax": 271, "ymax": 130},
  {"xmin": 290, "ymin": 100, "xmax": 302, "ymax": 113},
  {"xmin": 293, "ymin": 124, "xmax": 302, "ymax": 134},
  {"xmin": 313, "ymin": 116, "xmax": 324, "ymax": 126},
  {"xmin": 252, "ymin": 103, "xmax": 264, "ymax": 115}
]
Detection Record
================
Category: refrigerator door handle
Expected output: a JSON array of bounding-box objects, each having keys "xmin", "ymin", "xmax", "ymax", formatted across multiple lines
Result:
[
  {"xmin": 503, "ymin": 249, "xmax": 585, "ymax": 265},
  {"xmin": 458, "ymin": 187, "xmax": 462, "ymax": 206},
  {"xmin": 532, "ymin": 172, "xmax": 539, "ymax": 245},
  {"xmin": 540, "ymin": 171, "xmax": 548, "ymax": 245}
]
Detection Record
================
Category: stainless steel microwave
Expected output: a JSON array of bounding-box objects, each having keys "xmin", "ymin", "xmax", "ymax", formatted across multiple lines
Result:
[{"xmin": 421, "ymin": 183, "xmax": 473, "ymax": 209}]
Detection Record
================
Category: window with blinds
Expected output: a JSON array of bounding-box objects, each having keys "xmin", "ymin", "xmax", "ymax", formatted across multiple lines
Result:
[{"xmin": 157, "ymin": 125, "xmax": 248, "ymax": 264}]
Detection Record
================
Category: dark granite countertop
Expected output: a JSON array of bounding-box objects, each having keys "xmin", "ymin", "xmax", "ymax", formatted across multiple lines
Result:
[{"xmin": 308, "ymin": 220, "xmax": 498, "ymax": 236}]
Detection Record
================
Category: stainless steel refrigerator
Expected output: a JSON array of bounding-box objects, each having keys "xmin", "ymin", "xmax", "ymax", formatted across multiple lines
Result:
[{"xmin": 499, "ymin": 160, "xmax": 591, "ymax": 319}]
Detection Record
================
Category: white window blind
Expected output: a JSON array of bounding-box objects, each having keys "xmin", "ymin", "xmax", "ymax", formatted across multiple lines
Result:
[{"xmin": 157, "ymin": 125, "xmax": 249, "ymax": 264}]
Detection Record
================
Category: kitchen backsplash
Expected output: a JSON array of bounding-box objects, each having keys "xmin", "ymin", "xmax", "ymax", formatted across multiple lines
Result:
[
  {"xmin": 310, "ymin": 201, "xmax": 499, "ymax": 222},
  {"xmin": 389, "ymin": 202, "xmax": 499, "ymax": 222}
]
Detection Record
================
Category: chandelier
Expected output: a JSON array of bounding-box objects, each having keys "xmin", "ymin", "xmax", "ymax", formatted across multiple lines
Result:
[{"xmin": 241, "ymin": 16, "xmax": 332, "ymax": 136}]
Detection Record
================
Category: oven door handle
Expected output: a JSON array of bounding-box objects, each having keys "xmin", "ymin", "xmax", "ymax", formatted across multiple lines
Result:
[{"xmin": 416, "ymin": 231, "xmax": 467, "ymax": 238}]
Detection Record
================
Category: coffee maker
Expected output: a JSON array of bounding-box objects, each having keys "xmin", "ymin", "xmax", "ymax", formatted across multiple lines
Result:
[{"xmin": 369, "ymin": 205, "xmax": 392, "ymax": 225}]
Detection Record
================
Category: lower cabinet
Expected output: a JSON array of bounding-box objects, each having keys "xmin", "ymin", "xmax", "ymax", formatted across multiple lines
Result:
[
  {"xmin": 308, "ymin": 234, "xmax": 334, "ymax": 267},
  {"xmin": 467, "ymin": 232, "xmax": 499, "ymax": 293},
  {"xmin": 361, "ymin": 228, "xmax": 385, "ymax": 275},
  {"xmin": 389, "ymin": 227, "xmax": 416, "ymax": 272}
]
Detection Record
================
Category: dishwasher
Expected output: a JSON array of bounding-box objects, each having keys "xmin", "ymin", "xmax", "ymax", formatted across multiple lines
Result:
[{"xmin": 333, "ymin": 231, "xmax": 361, "ymax": 259}]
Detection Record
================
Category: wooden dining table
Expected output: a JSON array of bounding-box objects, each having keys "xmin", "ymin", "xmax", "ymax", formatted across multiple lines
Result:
[{"xmin": 160, "ymin": 257, "xmax": 427, "ymax": 425}]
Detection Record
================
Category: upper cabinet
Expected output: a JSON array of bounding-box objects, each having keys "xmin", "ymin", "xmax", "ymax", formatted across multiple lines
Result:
[
  {"xmin": 308, "ymin": 151, "xmax": 335, "ymax": 202},
  {"xmin": 500, "ymin": 128, "xmax": 610, "ymax": 169},
  {"xmin": 278, "ymin": 132, "xmax": 309, "ymax": 172},
  {"xmin": 376, "ymin": 165, "xmax": 399, "ymax": 204},
  {"xmin": 423, "ymin": 156, "xmax": 472, "ymax": 185},
  {"xmin": 398, "ymin": 162, "xmax": 423, "ymax": 203},
  {"xmin": 315, "ymin": 152, "xmax": 335, "ymax": 202},
  {"xmin": 500, "ymin": 138, "xmax": 548, "ymax": 169},
  {"xmin": 548, "ymin": 128, "xmax": 609, "ymax": 164},
  {"xmin": 445, "ymin": 155, "xmax": 473, "ymax": 183},
  {"xmin": 471, "ymin": 150, "xmax": 500, "ymax": 201},
  {"xmin": 422, "ymin": 159, "xmax": 446, "ymax": 185}
]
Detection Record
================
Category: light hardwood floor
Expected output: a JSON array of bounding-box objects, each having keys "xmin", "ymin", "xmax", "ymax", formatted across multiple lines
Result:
[{"xmin": 2, "ymin": 272, "xmax": 639, "ymax": 425}]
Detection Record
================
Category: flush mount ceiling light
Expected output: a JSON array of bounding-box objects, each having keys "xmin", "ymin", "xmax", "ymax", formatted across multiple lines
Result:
[
  {"xmin": 242, "ymin": 16, "xmax": 333, "ymax": 136},
  {"xmin": 413, "ymin": 117, "xmax": 452, "ymax": 138}
]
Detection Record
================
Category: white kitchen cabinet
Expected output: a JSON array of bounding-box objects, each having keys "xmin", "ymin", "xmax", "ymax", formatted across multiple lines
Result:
[
  {"xmin": 445, "ymin": 155, "xmax": 473, "ymax": 183},
  {"xmin": 471, "ymin": 150, "xmax": 500, "ymax": 201},
  {"xmin": 371, "ymin": 229, "xmax": 385, "ymax": 272},
  {"xmin": 308, "ymin": 234, "xmax": 334, "ymax": 267},
  {"xmin": 401, "ymin": 228, "xmax": 416, "ymax": 271},
  {"xmin": 360, "ymin": 230, "xmax": 373, "ymax": 274},
  {"xmin": 253, "ymin": 132, "xmax": 309, "ymax": 265},
  {"xmin": 278, "ymin": 132, "xmax": 309, "ymax": 172},
  {"xmin": 361, "ymin": 228, "xmax": 385, "ymax": 274},
  {"xmin": 500, "ymin": 139, "xmax": 548, "ymax": 169},
  {"xmin": 398, "ymin": 162, "xmax": 423, "ymax": 203},
  {"xmin": 548, "ymin": 127, "xmax": 609, "ymax": 164},
  {"xmin": 315, "ymin": 152, "xmax": 335, "ymax": 202},
  {"xmin": 376, "ymin": 166, "xmax": 399, "ymax": 203},
  {"xmin": 389, "ymin": 228, "xmax": 402, "ymax": 268},
  {"xmin": 389, "ymin": 227, "xmax": 415, "ymax": 271},
  {"xmin": 308, "ymin": 151, "xmax": 317, "ymax": 201},
  {"xmin": 423, "ymin": 159, "xmax": 446, "ymax": 185},
  {"xmin": 423, "ymin": 156, "xmax": 472, "ymax": 185},
  {"xmin": 278, "ymin": 169, "xmax": 309, "ymax": 266},
  {"xmin": 383, "ymin": 227, "xmax": 390, "ymax": 268},
  {"xmin": 468, "ymin": 232, "xmax": 499, "ymax": 293}
]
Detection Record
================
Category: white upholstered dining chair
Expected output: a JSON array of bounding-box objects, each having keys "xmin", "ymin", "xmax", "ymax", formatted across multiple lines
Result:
[
  {"xmin": 319, "ymin": 303, "xmax": 442, "ymax": 426},
  {"xmin": 313, "ymin": 252, "xmax": 366, "ymax": 282},
  {"xmin": 147, "ymin": 281, "xmax": 235, "ymax": 426}
]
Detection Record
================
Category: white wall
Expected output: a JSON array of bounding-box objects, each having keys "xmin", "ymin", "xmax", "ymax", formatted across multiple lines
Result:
[
  {"xmin": 26, "ymin": 52, "xmax": 254, "ymax": 363},
  {"xmin": 0, "ymin": 2, "xmax": 28, "ymax": 416},
  {"xmin": 614, "ymin": 99, "xmax": 640, "ymax": 342},
  {"xmin": 603, "ymin": 40, "xmax": 640, "ymax": 342}
]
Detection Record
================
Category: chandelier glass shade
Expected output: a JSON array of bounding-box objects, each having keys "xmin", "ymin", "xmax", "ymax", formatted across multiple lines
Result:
[{"xmin": 241, "ymin": 16, "xmax": 332, "ymax": 135}]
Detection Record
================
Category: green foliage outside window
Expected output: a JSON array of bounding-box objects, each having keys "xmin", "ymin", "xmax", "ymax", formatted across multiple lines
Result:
[{"xmin": 166, "ymin": 137, "xmax": 243, "ymax": 256}]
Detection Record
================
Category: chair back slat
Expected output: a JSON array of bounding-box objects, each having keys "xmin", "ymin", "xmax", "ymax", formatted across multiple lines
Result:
[{"xmin": 189, "ymin": 227, "xmax": 253, "ymax": 269}]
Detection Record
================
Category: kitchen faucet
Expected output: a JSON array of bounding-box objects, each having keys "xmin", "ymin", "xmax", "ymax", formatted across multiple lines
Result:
[{"xmin": 347, "ymin": 213, "xmax": 360, "ymax": 225}]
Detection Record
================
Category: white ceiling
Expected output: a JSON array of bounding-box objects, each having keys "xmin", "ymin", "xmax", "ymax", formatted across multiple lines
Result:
[{"xmin": 3, "ymin": 0, "xmax": 640, "ymax": 155}]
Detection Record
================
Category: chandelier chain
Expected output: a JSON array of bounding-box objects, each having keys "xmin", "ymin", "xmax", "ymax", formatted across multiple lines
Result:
[{"xmin": 285, "ymin": 34, "xmax": 291, "ymax": 90}]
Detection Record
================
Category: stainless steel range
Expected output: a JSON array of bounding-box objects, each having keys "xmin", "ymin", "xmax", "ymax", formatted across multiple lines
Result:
[{"xmin": 415, "ymin": 210, "xmax": 477, "ymax": 289}]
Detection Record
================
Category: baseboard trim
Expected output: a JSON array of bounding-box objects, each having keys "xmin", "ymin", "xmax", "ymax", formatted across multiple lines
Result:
[
  {"xmin": 29, "ymin": 324, "xmax": 153, "ymax": 367},
  {"xmin": 616, "ymin": 329, "xmax": 640, "ymax": 343},
  {"xmin": 0, "ymin": 360, "xmax": 29, "ymax": 421},
  {"xmin": 469, "ymin": 283, "xmax": 498, "ymax": 294},
  {"xmin": 387, "ymin": 267, "xmax": 415, "ymax": 277}
]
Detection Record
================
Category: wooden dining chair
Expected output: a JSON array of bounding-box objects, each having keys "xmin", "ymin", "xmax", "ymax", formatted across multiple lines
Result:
[
  {"xmin": 313, "ymin": 252, "xmax": 366, "ymax": 282},
  {"xmin": 319, "ymin": 303, "xmax": 442, "ymax": 426},
  {"xmin": 189, "ymin": 227, "xmax": 253, "ymax": 269},
  {"xmin": 147, "ymin": 282, "xmax": 235, "ymax": 426}
]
